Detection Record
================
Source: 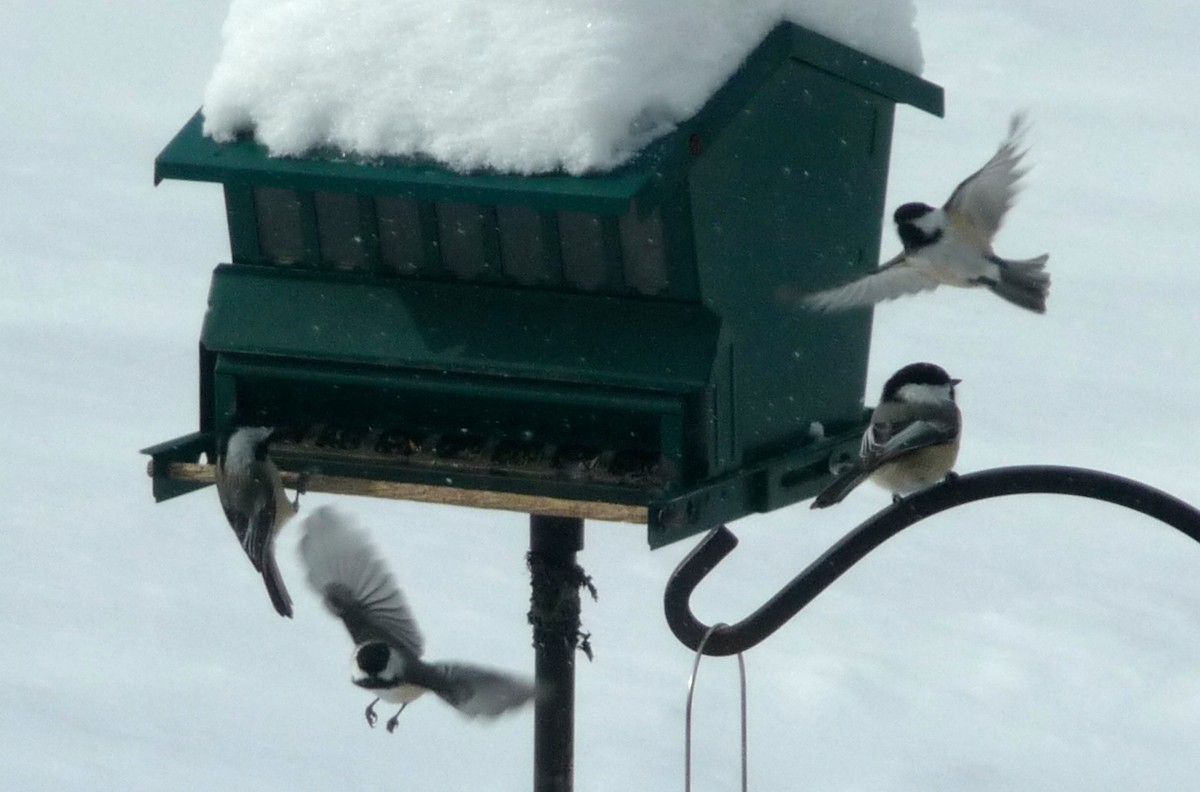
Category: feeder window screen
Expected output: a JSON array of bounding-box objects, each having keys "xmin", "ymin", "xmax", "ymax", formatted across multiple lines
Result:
[
  {"xmin": 437, "ymin": 202, "xmax": 501, "ymax": 280},
  {"xmin": 314, "ymin": 191, "xmax": 367, "ymax": 271},
  {"xmin": 377, "ymin": 196, "xmax": 434, "ymax": 275},
  {"xmin": 498, "ymin": 205, "xmax": 560, "ymax": 285},
  {"xmin": 253, "ymin": 186, "xmax": 306, "ymax": 265},
  {"xmin": 618, "ymin": 207, "xmax": 669, "ymax": 295},
  {"xmin": 558, "ymin": 211, "xmax": 617, "ymax": 291}
]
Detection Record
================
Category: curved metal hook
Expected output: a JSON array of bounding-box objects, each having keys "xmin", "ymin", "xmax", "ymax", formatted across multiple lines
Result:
[{"xmin": 664, "ymin": 465, "xmax": 1200, "ymax": 656}]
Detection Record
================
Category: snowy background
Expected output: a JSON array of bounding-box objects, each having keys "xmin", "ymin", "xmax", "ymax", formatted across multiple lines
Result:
[{"xmin": 3, "ymin": 1, "xmax": 1200, "ymax": 790}]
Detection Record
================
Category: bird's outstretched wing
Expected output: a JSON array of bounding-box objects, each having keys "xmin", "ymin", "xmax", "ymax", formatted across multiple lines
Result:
[
  {"xmin": 802, "ymin": 253, "xmax": 935, "ymax": 311},
  {"xmin": 943, "ymin": 112, "xmax": 1029, "ymax": 249},
  {"xmin": 420, "ymin": 662, "xmax": 537, "ymax": 718},
  {"xmin": 298, "ymin": 506, "xmax": 424, "ymax": 655}
]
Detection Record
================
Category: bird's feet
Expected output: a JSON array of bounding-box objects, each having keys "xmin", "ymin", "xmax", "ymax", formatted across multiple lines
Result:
[
  {"xmin": 385, "ymin": 703, "xmax": 409, "ymax": 734},
  {"xmin": 292, "ymin": 472, "xmax": 311, "ymax": 510},
  {"xmin": 365, "ymin": 697, "xmax": 380, "ymax": 728}
]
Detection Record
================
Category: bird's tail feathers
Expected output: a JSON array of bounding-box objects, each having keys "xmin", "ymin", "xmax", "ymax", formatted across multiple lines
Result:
[
  {"xmin": 989, "ymin": 253, "xmax": 1049, "ymax": 313},
  {"xmin": 776, "ymin": 284, "xmax": 852, "ymax": 313},
  {"xmin": 430, "ymin": 662, "xmax": 537, "ymax": 718},
  {"xmin": 262, "ymin": 550, "xmax": 294, "ymax": 618},
  {"xmin": 810, "ymin": 466, "xmax": 872, "ymax": 509}
]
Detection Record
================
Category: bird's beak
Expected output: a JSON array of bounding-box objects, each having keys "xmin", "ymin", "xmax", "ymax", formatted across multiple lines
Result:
[{"xmin": 950, "ymin": 378, "xmax": 963, "ymax": 386}]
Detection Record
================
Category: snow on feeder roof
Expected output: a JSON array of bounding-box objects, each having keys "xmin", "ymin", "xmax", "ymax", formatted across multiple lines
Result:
[{"xmin": 200, "ymin": 0, "xmax": 926, "ymax": 175}]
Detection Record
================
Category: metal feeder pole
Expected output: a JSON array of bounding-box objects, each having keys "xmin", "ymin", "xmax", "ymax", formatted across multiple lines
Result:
[{"xmin": 529, "ymin": 514, "xmax": 586, "ymax": 792}]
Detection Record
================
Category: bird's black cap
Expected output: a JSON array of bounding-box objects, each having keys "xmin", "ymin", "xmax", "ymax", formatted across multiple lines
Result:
[
  {"xmin": 881, "ymin": 362, "xmax": 959, "ymax": 402},
  {"xmin": 356, "ymin": 642, "xmax": 391, "ymax": 675},
  {"xmin": 893, "ymin": 202, "xmax": 935, "ymax": 224}
]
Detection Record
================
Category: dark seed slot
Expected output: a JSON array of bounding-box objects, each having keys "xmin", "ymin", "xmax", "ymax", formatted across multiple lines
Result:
[{"xmin": 315, "ymin": 425, "xmax": 368, "ymax": 450}]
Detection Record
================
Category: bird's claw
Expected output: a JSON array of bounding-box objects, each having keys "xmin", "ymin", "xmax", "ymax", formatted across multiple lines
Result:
[
  {"xmin": 292, "ymin": 472, "xmax": 311, "ymax": 510},
  {"xmin": 892, "ymin": 472, "xmax": 959, "ymax": 507},
  {"xmin": 365, "ymin": 698, "xmax": 379, "ymax": 728},
  {"xmin": 385, "ymin": 702, "xmax": 408, "ymax": 734}
]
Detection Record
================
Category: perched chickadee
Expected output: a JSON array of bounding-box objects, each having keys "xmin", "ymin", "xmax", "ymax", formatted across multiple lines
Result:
[
  {"xmin": 215, "ymin": 426, "xmax": 297, "ymax": 618},
  {"xmin": 298, "ymin": 505, "xmax": 536, "ymax": 733},
  {"xmin": 805, "ymin": 113, "xmax": 1050, "ymax": 313},
  {"xmin": 812, "ymin": 362, "xmax": 961, "ymax": 508}
]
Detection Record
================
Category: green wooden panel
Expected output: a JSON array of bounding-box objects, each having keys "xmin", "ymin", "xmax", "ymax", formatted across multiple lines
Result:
[
  {"xmin": 786, "ymin": 25, "xmax": 943, "ymax": 117},
  {"xmin": 156, "ymin": 112, "xmax": 666, "ymax": 214},
  {"xmin": 688, "ymin": 58, "xmax": 887, "ymax": 459},
  {"xmin": 222, "ymin": 184, "xmax": 259, "ymax": 264},
  {"xmin": 215, "ymin": 354, "xmax": 689, "ymax": 459},
  {"xmin": 200, "ymin": 264, "xmax": 724, "ymax": 392}
]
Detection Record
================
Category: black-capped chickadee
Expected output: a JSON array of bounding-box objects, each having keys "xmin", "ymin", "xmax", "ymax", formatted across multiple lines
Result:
[
  {"xmin": 811, "ymin": 362, "xmax": 961, "ymax": 508},
  {"xmin": 215, "ymin": 426, "xmax": 296, "ymax": 618},
  {"xmin": 298, "ymin": 505, "xmax": 536, "ymax": 733},
  {"xmin": 805, "ymin": 113, "xmax": 1050, "ymax": 313}
]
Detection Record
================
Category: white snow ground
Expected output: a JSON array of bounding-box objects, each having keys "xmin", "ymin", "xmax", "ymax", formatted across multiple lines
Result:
[{"xmin": 3, "ymin": 2, "xmax": 1200, "ymax": 791}]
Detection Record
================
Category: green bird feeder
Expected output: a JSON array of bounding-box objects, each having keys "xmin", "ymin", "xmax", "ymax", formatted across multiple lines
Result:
[{"xmin": 143, "ymin": 21, "xmax": 943, "ymax": 548}]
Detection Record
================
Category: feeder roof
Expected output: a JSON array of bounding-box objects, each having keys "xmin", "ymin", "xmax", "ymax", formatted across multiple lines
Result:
[{"xmin": 159, "ymin": 23, "xmax": 941, "ymax": 214}]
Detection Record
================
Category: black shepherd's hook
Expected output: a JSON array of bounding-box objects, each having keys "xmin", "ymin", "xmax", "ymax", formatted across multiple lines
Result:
[{"xmin": 664, "ymin": 465, "xmax": 1200, "ymax": 656}]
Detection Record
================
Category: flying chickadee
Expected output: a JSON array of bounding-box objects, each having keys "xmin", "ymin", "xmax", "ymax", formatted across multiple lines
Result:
[
  {"xmin": 215, "ymin": 426, "xmax": 297, "ymax": 618},
  {"xmin": 804, "ymin": 113, "xmax": 1050, "ymax": 313},
  {"xmin": 298, "ymin": 505, "xmax": 536, "ymax": 733},
  {"xmin": 812, "ymin": 362, "xmax": 961, "ymax": 508}
]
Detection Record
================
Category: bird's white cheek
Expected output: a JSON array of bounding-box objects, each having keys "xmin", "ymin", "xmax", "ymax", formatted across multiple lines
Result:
[
  {"xmin": 915, "ymin": 209, "xmax": 947, "ymax": 235},
  {"xmin": 895, "ymin": 383, "xmax": 955, "ymax": 405}
]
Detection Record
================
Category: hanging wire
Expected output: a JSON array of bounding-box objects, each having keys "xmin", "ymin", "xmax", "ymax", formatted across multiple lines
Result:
[{"xmin": 685, "ymin": 623, "xmax": 748, "ymax": 792}]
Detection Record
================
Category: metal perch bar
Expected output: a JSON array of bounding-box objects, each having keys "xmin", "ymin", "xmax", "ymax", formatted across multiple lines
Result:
[{"xmin": 664, "ymin": 465, "xmax": 1200, "ymax": 656}]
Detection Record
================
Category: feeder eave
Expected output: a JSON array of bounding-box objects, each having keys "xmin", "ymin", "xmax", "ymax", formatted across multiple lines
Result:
[{"xmin": 154, "ymin": 111, "xmax": 666, "ymax": 215}]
